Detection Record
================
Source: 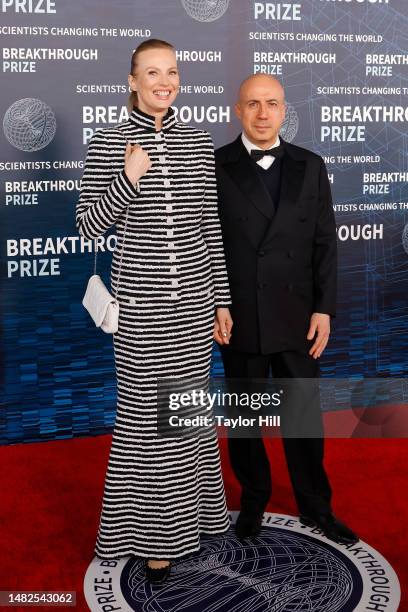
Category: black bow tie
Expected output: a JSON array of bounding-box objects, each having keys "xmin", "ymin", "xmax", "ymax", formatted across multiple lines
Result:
[{"xmin": 250, "ymin": 145, "xmax": 285, "ymax": 161}]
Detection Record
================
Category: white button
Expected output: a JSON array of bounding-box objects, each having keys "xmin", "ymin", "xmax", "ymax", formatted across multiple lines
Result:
[
  {"xmin": 159, "ymin": 155, "xmax": 166, "ymax": 163},
  {"xmin": 165, "ymin": 192, "xmax": 172, "ymax": 200},
  {"xmin": 168, "ymin": 242, "xmax": 175, "ymax": 249},
  {"xmin": 162, "ymin": 167, "xmax": 169, "ymax": 175},
  {"xmin": 167, "ymin": 229, "xmax": 174, "ymax": 238},
  {"xmin": 157, "ymin": 144, "xmax": 165, "ymax": 152},
  {"xmin": 171, "ymin": 292, "xmax": 178, "ymax": 300},
  {"xmin": 169, "ymin": 254, "xmax": 177, "ymax": 262},
  {"xmin": 172, "ymin": 279, "xmax": 179, "ymax": 288},
  {"xmin": 167, "ymin": 217, "xmax": 173, "ymax": 225},
  {"xmin": 170, "ymin": 266, "xmax": 177, "ymax": 274},
  {"xmin": 166, "ymin": 205, "xmax": 172, "ymax": 213},
  {"xmin": 164, "ymin": 178, "xmax": 171, "ymax": 187},
  {"xmin": 155, "ymin": 133, "xmax": 162, "ymax": 140}
]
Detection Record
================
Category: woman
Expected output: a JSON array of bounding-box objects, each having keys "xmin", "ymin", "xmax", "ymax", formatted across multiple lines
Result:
[{"xmin": 76, "ymin": 39, "xmax": 233, "ymax": 582}]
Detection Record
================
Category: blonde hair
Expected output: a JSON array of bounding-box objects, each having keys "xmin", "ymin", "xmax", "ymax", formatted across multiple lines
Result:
[{"xmin": 128, "ymin": 38, "xmax": 176, "ymax": 113}]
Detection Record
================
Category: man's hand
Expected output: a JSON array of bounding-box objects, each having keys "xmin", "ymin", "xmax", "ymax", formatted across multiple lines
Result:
[
  {"xmin": 307, "ymin": 313, "xmax": 330, "ymax": 359},
  {"xmin": 214, "ymin": 307, "xmax": 233, "ymax": 345}
]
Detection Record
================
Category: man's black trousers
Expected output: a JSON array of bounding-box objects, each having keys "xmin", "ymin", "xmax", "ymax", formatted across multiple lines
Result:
[{"xmin": 220, "ymin": 346, "xmax": 332, "ymax": 518}]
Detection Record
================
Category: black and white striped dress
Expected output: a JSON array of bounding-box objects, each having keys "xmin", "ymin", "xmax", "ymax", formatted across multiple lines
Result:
[{"xmin": 76, "ymin": 105, "xmax": 232, "ymax": 559}]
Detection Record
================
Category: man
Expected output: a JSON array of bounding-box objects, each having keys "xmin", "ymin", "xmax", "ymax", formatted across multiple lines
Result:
[{"xmin": 214, "ymin": 74, "xmax": 358, "ymax": 545}]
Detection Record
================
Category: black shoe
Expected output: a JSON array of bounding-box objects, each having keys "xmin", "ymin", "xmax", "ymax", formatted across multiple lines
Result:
[
  {"xmin": 300, "ymin": 513, "xmax": 359, "ymax": 545},
  {"xmin": 145, "ymin": 560, "xmax": 171, "ymax": 583},
  {"xmin": 235, "ymin": 510, "xmax": 264, "ymax": 540}
]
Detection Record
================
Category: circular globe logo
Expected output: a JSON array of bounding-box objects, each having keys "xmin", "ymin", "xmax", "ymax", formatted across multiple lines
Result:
[
  {"xmin": 3, "ymin": 98, "xmax": 56, "ymax": 151},
  {"xmin": 181, "ymin": 0, "xmax": 230, "ymax": 22},
  {"xmin": 280, "ymin": 103, "xmax": 299, "ymax": 142},
  {"xmin": 84, "ymin": 513, "xmax": 400, "ymax": 611}
]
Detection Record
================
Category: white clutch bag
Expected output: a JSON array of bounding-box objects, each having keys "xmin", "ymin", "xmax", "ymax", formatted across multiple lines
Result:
[{"xmin": 82, "ymin": 274, "xmax": 119, "ymax": 334}]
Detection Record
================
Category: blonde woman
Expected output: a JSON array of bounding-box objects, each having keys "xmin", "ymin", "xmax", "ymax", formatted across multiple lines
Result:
[{"xmin": 76, "ymin": 39, "xmax": 233, "ymax": 582}]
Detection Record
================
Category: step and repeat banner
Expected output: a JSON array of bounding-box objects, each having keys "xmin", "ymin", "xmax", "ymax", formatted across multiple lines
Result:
[{"xmin": 1, "ymin": 0, "xmax": 407, "ymax": 444}]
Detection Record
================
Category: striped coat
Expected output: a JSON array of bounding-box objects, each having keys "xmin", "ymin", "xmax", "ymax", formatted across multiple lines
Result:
[{"xmin": 76, "ymin": 105, "xmax": 231, "ymax": 559}]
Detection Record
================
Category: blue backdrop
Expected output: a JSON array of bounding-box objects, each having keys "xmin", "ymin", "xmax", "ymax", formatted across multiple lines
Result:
[{"xmin": 1, "ymin": 0, "xmax": 407, "ymax": 444}]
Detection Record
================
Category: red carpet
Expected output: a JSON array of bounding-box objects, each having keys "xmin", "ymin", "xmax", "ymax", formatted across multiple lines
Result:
[{"xmin": 0, "ymin": 436, "xmax": 406, "ymax": 611}]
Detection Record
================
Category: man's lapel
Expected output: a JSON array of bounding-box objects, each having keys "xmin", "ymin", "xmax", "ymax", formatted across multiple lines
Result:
[
  {"xmin": 221, "ymin": 136, "xmax": 275, "ymax": 221},
  {"xmin": 278, "ymin": 138, "xmax": 306, "ymax": 209},
  {"xmin": 259, "ymin": 138, "xmax": 306, "ymax": 247}
]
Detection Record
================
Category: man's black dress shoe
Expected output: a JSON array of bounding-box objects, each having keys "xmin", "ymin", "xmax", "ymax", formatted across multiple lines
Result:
[
  {"xmin": 145, "ymin": 560, "xmax": 171, "ymax": 583},
  {"xmin": 300, "ymin": 513, "xmax": 359, "ymax": 545},
  {"xmin": 235, "ymin": 510, "xmax": 264, "ymax": 540}
]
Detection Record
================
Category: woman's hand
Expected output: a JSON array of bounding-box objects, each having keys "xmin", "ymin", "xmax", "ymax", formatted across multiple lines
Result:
[
  {"xmin": 213, "ymin": 307, "xmax": 233, "ymax": 345},
  {"xmin": 124, "ymin": 142, "xmax": 152, "ymax": 187}
]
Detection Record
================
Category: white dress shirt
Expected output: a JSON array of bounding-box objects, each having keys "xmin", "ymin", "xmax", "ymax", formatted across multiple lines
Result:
[{"xmin": 241, "ymin": 131, "xmax": 281, "ymax": 170}]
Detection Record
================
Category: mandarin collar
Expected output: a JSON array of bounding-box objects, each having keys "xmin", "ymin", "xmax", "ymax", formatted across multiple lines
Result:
[{"xmin": 128, "ymin": 105, "xmax": 177, "ymax": 132}]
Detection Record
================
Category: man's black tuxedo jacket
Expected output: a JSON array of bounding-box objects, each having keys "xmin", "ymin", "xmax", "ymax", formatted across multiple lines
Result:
[{"xmin": 215, "ymin": 135, "xmax": 337, "ymax": 355}]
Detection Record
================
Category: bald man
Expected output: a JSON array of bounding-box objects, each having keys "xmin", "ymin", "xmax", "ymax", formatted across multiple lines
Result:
[{"xmin": 215, "ymin": 75, "xmax": 358, "ymax": 545}]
